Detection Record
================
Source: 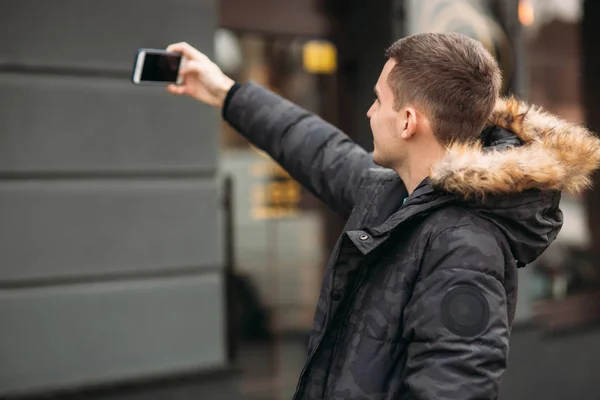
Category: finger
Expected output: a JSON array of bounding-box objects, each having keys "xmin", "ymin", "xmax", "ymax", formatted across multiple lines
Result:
[
  {"xmin": 166, "ymin": 42, "xmax": 206, "ymax": 61},
  {"xmin": 166, "ymin": 42, "xmax": 187, "ymax": 54},
  {"xmin": 167, "ymin": 84, "xmax": 186, "ymax": 95}
]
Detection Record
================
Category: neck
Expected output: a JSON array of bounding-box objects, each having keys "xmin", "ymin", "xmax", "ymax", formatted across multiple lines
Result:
[{"xmin": 394, "ymin": 144, "xmax": 446, "ymax": 194}]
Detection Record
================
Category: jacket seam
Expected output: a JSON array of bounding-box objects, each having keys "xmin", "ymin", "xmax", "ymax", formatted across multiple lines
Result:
[
  {"xmin": 413, "ymin": 267, "xmax": 504, "ymax": 300},
  {"xmin": 422, "ymin": 222, "xmax": 505, "ymax": 282}
]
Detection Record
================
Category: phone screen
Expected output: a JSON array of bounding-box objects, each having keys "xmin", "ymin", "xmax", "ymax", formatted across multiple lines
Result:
[{"xmin": 140, "ymin": 52, "xmax": 182, "ymax": 83}]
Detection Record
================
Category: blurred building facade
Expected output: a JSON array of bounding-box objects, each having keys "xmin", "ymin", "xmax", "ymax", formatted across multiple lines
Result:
[{"xmin": 0, "ymin": 0, "xmax": 231, "ymax": 397}]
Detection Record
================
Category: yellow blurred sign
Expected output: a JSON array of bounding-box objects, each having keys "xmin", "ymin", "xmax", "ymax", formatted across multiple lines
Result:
[
  {"xmin": 251, "ymin": 179, "xmax": 301, "ymax": 220},
  {"xmin": 250, "ymin": 160, "xmax": 302, "ymax": 220},
  {"xmin": 303, "ymin": 40, "xmax": 337, "ymax": 74}
]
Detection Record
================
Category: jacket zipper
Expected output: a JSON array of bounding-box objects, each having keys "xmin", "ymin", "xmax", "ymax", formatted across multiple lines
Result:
[
  {"xmin": 323, "ymin": 253, "xmax": 373, "ymax": 397},
  {"xmin": 291, "ymin": 238, "xmax": 344, "ymax": 400}
]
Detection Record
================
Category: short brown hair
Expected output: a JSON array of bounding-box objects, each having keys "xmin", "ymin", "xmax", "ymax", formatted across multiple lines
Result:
[{"xmin": 385, "ymin": 32, "xmax": 502, "ymax": 144}]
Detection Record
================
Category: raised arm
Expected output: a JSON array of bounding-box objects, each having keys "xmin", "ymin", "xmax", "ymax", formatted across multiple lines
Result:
[
  {"xmin": 166, "ymin": 42, "xmax": 374, "ymax": 217},
  {"xmin": 223, "ymin": 82, "xmax": 373, "ymax": 216}
]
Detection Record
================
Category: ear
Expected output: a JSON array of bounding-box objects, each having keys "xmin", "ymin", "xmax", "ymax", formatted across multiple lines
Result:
[{"xmin": 400, "ymin": 107, "xmax": 418, "ymax": 139}]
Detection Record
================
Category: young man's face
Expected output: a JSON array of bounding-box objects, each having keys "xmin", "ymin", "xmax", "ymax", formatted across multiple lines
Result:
[{"xmin": 367, "ymin": 59, "xmax": 405, "ymax": 168}]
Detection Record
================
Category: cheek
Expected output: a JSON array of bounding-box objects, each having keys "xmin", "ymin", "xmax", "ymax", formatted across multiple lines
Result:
[
  {"xmin": 384, "ymin": 110, "xmax": 400, "ymax": 133},
  {"xmin": 377, "ymin": 113, "xmax": 394, "ymax": 136},
  {"xmin": 371, "ymin": 108, "xmax": 396, "ymax": 143},
  {"xmin": 387, "ymin": 115, "xmax": 399, "ymax": 137}
]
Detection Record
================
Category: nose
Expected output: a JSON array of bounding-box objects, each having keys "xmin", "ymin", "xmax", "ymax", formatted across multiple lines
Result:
[{"xmin": 367, "ymin": 103, "xmax": 374, "ymax": 119}]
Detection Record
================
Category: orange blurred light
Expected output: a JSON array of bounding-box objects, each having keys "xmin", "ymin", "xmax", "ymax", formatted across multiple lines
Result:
[{"xmin": 519, "ymin": 0, "xmax": 535, "ymax": 26}]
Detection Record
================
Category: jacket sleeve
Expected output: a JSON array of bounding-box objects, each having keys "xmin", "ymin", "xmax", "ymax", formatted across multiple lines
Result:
[
  {"xmin": 223, "ymin": 81, "xmax": 374, "ymax": 218},
  {"xmin": 402, "ymin": 225, "xmax": 509, "ymax": 400}
]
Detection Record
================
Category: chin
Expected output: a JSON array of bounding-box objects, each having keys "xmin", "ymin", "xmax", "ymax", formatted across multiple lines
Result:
[{"xmin": 372, "ymin": 151, "xmax": 386, "ymax": 168}]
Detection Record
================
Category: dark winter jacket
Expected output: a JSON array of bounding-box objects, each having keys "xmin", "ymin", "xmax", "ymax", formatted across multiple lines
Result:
[{"xmin": 223, "ymin": 82, "xmax": 600, "ymax": 400}]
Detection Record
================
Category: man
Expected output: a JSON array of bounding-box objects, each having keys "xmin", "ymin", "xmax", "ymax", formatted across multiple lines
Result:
[{"xmin": 166, "ymin": 33, "xmax": 600, "ymax": 399}]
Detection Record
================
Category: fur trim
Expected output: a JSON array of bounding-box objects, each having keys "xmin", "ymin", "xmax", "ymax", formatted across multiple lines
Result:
[{"xmin": 430, "ymin": 97, "xmax": 600, "ymax": 198}]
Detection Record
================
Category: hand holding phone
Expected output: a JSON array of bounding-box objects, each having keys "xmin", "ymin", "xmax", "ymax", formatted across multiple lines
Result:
[
  {"xmin": 163, "ymin": 42, "xmax": 235, "ymax": 108},
  {"xmin": 132, "ymin": 48, "xmax": 186, "ymax": 85}
]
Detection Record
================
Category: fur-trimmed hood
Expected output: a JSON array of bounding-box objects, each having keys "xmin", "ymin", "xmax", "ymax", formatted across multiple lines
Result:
[
  {"xmin": 424, "ymin": 97, "xmax": 600, "ymax": 264},
  {"xmin": 430, "ymin": 97, "xmax": 600, "ymax": 198}
]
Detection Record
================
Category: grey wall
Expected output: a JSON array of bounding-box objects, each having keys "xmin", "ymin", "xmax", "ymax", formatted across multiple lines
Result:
[{"xmin": 0, "ymin": 0, "xmax": 225, "ymax": 396}]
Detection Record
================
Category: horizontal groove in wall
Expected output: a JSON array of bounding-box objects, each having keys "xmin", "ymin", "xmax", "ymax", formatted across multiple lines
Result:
[
  {"xmin": 0, "ymin": 63, "xmax": 130, "ymax": 80},
  {"xmin": 0, "ymin": 170, "xmax": 220, "ymax": 181},
  {"xmin": 0, "ymin": 265, "xmax": 224, "ymax": 290}
]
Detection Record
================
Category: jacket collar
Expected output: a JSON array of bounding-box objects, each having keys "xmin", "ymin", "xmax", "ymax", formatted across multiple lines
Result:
[{"xmin": 348, "ymin": 179, "xmax": 455, "ymax": 255}]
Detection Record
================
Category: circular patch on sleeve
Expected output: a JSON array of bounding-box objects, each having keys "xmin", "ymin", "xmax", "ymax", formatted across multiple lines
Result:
[{"xmin": 441, "ymin": 285, "xmax": 490, "ymax": 337}]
